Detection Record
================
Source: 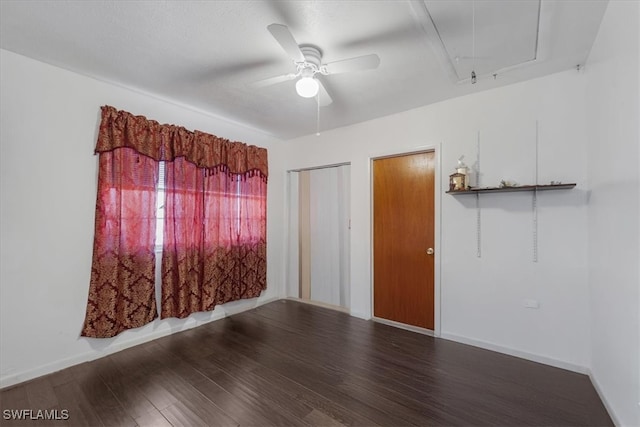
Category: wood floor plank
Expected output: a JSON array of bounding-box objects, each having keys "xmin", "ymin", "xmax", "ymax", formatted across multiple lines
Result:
[
  {"xmin": 101, "ymin": 345, "xmax": 179, "ymax": 415},
  {"xmin": 145, "ymin": 341, "xmax": 300, "ymax": 427},
  {"xmin": 190, "ymin": 359, "xmax": 309, "ymax": 426},
  {"xmin": 0, "ymin": 385, "xmax": 31, "ymax": 427},
  {"xmin": 196, "ymin": 350, "xmax": 315, "ymax": 421},
  {"xmin": 0, "ymin": 300, "xmax": 613, "ymax": 427},
  {"xmin": 148, "ymin": 365, "xmax": 240, "ymax": 426},
  {"xmin": 71, "ymin": 361, "xmax": 137, "ymax": 427},
  {"xmin": 195, "ymin": 342, "xmax": 381, "ymax": 427},
  {"xmin": 189, "ymin": 374, "xmax": 274, "ymax": 427},
  {"xmin": 52, "ymin": 380, "xmax": 104, "ymax": 427},
  {"xmin": 249, "ymin": 365, "xmax": 382, "ymax": 427},
  {"xmin": 93, "ymin": 355, "xmax": 160, "ymax": 418},
  {"xmin": 134, "ymin": 407, "xmax": 172, "ymax": 427},
  {"xmin": 303, "ymin": 409, "xmax": 347, "ymax": 427},
  {"xmin": 2, "ymin": 380, "xmax": 73, "ymax": 426},
  {"xmin": 46, "ymin": 369, "xmax": 75, "ymax": 388},
  {"xmin": 216, "ymin": 314, "xmax": 446, "ymax": 425},
  {"xmin": 204, "ymin": 329, "xmax": 415, "ymax": 426},
  {"xmin": 0, "ymin": 384, "xmax": 29, "ymax": 408},
  {"xmin": 137, "ymin": 373, "xmax": 180, "ymax": 413},
  {"xmin": 160, "ymin": 401, "xmax": 209, "ymax": 427},
  {"xmin": 24, "ymin": 377, "xmax": 58, "ymax": 410}
]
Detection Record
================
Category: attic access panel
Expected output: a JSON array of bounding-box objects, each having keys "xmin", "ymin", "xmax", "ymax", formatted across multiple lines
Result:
[{"xmin": 424, "ymin": 0, "xmax": 540, "ymax": 82}]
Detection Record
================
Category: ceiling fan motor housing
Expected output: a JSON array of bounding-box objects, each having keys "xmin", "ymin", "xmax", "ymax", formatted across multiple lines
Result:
[{"xmin": 299, "ymin": 45, "xmax": 324, "ymax": 75}]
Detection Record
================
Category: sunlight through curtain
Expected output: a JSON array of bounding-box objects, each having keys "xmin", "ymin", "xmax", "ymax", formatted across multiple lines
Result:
[
  {"xmin": 160, "ymin": 159, "xmax": 267, "ymax": 318},
  {"xmin": 81, "ymin": 148, "xmax": 158, "ymax": 338}
]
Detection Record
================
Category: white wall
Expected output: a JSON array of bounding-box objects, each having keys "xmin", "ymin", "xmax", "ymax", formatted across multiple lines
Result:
[
  {"xmin": 0, "ymin": 49, "xmax": 286, "ymax": 388},
  {"xmin": 283, "ymin": 70, "xmax": 590, "ymax": 371},
  {"xmin": 585, "ymin": 1, "xmax": 640, "ymax": 425}
]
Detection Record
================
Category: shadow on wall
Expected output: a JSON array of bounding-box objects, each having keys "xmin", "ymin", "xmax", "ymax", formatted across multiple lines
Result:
[{"xmin": 450, "ymin": 188, "xmax": 588, "ymax": 212}]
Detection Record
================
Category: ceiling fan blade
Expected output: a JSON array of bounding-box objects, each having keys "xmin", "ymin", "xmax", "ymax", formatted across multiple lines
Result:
[
  {"xmin": 267, "ymin": 24, "xmax": 305, "ymax": 63},
  {"xmin": 324, "ymin": 54, "xmax": 380, "ymax": 75},
  {"xmin": 249, "ymin": 73, "xmax": 297, "ymax": 89},
  {"xmin": 317, "ymin": 79, "xmax": 333, "ymax": 107}
]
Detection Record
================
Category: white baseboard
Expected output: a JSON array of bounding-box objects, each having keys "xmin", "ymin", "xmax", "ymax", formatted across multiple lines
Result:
[
  {"xmin": 285, "ymin": 297, "xmax": 350, "ymax": 313},
  {"xmin": 440, "ymin": 332, "xmax": 589, "ymax": 374},
  {"xmin": 588, "ymin": 370, "xmax": 622, "ymax": 427},
  {"xmin": 348, "ymin": 310, "xmax": 370, "ymax": 320},
  {"xmin": 0, "ymin": 296, "xmax": 279, "ymax": 389}
]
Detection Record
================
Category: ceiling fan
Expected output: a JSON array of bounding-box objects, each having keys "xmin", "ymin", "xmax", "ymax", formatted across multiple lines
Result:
[{"xmin": 251, "ymin": 24, "xmax": 381, "ymax": 106}]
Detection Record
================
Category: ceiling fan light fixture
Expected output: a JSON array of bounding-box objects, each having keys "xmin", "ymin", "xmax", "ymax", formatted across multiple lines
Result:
[{"xmin": 295, "ymin": 77, "xmax": 319, "ymax": 98}]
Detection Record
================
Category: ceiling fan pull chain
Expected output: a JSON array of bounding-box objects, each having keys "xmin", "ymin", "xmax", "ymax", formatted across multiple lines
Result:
[
  {"xmin": 472, "ymin": 0, "xmax": 477, "ymax": 84},
  {"xmin": 316, "ymin": 93, "xmax": 321, "ymax": 136},
  {"xmin": 472, "ymin": 0, "xmax": 476, "ymax": 65}
]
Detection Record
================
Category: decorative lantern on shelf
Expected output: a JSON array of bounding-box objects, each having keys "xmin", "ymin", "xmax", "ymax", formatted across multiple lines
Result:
[
  {"xmin": 449, "ymin": 172, "xmax": 466, "ymax": 191},
  {"xmin": 449, "ymin": 156, "xmax": 469, "ymax": 191}
]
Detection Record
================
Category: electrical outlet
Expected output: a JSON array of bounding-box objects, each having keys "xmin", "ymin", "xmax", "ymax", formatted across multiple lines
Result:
[{"xmin": 524, "ymin": 299, "xmax": 540, "ymax": 309}]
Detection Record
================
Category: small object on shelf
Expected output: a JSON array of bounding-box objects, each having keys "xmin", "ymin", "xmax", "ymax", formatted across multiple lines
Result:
[
  {"xmin": 449, "ymin": 156, "xmax": 470, "ymax": 191},
  {"xmin": 499, "ymin": 180, "xmax": 518, "ymax": 188},
  {"xmin": 449, "ymin": 172, "xmax": 466, "ymax": 192}
]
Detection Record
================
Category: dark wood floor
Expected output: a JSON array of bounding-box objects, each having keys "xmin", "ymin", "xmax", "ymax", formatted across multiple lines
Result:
[{"xmin": 0, "ymin": 300, "xmax": 612, "ymax": 426}]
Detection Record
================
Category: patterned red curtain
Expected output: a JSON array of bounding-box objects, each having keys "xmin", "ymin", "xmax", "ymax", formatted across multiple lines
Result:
[
  {"xmin": 160, "ymin": 160, "xmax": 267, "ymax": 318},
  {"xmin": 81, "ymin": 148, "xmax": 158, "ymax": 338},
  {"xmin": 81, "ymin": 106, "xmax": 268, "ymax": 337}
]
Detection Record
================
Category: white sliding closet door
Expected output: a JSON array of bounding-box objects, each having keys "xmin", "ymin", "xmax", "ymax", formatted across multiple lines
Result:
[
  {"xmin": 309, "ymin": 165, "xmax": 350, "ymax": 307},
  {"xmin": 286, "ymin": 165, "xmax": 350, "ymax": 309}
]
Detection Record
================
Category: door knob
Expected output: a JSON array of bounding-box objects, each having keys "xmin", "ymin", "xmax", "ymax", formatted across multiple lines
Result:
[{"xmin": 426, "ymin": 248, "xmax": 434, "ymax": 255}]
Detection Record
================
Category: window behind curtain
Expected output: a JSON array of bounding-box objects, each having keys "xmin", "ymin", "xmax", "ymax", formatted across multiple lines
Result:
[
  {"xmin": 155, "ymin": 161, "xmax": 166, "ymax": 250},
  {"xmin": 155, "ymin": 161, "xmax": 265, "ymax": 249}
]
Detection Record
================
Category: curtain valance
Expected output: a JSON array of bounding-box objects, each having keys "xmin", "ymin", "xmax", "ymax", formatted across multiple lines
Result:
[{"xmin": 96, "ymin": 105, "xmax": 268, "ymax": 178}]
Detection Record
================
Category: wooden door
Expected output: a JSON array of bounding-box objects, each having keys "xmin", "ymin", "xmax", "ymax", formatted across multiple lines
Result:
[{"xmin": 373, "ymin": 151, "xmax": 435, "ymax": 330}]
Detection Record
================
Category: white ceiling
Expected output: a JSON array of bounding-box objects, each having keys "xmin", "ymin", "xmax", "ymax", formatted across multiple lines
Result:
[{"xmin": 0, "ymin": 0, "xmax": 608, "ymax": 139}]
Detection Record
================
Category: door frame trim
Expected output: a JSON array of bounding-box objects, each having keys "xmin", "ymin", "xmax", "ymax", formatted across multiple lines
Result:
[{"xmin": 369, "ymin": 144, "xmax": 442, "ymax": 337}]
